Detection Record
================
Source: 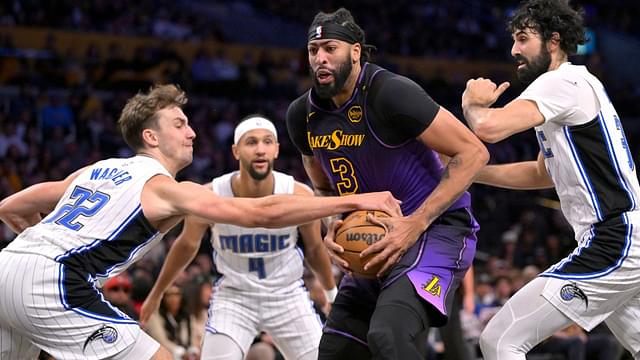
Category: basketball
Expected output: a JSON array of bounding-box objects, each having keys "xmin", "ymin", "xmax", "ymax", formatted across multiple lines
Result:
[{"xmin": 334, "ymin": 210, "xmax": 389, "ymax": 278}]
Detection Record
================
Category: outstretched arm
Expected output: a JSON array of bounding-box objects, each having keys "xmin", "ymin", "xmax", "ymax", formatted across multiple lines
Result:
[
  {"xmin": 140, "ymin": 215, "xmax": 209, "ymax": 325},
  {"xmin": 0, "ymin": 168, "xmax": 84, "ymax": 233},
  {"xmin": 475, "ymin": 152, "xmax": 554, "ymax": 190},
  {"xmin": 295, "ymin": 182, "xmax": 337, "ymax": 298},
  {"xmin": 142, "ymin": 175, "xmax": 402, "ymax": 229}
]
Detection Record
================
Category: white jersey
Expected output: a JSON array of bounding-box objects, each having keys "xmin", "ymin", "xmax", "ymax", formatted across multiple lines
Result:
[
  {"xmin": 3, "ymin": 155, "xmax": 170, "ymax": 281},
  {"xmin": 210, "ymin": 171, "xmax": 303, "ymax": 291},
  {"xmin": 520, "ymin": 62, "xmax": 640, "ymax": 240}
]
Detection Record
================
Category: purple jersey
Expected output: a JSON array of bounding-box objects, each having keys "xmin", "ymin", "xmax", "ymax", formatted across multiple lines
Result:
[{"xmin": 304, "ymin": 63, "xmax": 471, "ymax": 215}]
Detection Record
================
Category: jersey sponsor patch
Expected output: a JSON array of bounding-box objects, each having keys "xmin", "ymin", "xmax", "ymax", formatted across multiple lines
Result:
[{"xmin": 84, "ymin": 325, "xmax": 118, "ymax": 351}]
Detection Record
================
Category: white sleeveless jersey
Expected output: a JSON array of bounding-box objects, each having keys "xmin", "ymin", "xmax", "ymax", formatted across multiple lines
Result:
[
  {"xmin": 210, "ymin": 171, "xmax": 303, "ymax": 291},
  {"xmin": 521, "ymin": 63, "xmax": 640, "ymax": 240},
  {"xmin": 3, "ymin": 155, "xmax": 171, "ymax": 281}
]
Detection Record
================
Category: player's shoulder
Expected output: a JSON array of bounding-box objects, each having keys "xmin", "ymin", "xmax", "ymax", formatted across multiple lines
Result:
[
  {"xmin": 532, "ymin": 63, "xmax": 585, "ymax": 87},
  {"xmin": 370, "ymin": 66, "xmax": 423, "ymax": 97},
  {"xmin": 286, "ymin": 91, "xmax": 311, "ymax": 118},
  {"xmin": 293, "ymin": 180, "xmax": 314, "ymax": 196}
]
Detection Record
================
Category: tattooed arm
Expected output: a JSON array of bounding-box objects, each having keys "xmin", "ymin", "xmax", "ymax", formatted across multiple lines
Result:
[{"xmin": 362, "ymin": 107, "xmax": 489, "ymax": 276}]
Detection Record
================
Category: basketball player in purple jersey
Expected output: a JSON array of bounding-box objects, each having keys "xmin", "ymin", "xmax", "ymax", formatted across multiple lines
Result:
[{"xmin": 286, "ymin": 8, "xmax": 489, "ymax": 360}]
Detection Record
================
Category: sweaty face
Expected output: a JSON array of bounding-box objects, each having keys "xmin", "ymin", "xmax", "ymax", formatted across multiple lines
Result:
[
  {"xmin": 308, "ymin": 40, "xmax": 354, "ymax": 99},
  {"xmin": 234, "ymin": 129, "xmax": 278, "ymax": 181},
  {"xmin": 512, "ymin": 28, "xmax": 552, "ymax": 86}
]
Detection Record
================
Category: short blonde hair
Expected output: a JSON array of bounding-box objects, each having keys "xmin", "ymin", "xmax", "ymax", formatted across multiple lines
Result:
[{"xmin": 118, "ymin": 84, "xmax": 188, "ymax": 150}]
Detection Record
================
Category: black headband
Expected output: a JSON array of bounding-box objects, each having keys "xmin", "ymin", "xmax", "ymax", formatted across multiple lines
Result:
[{"xmin": 308, "ymin": 23, "xmax": 359, "ymax": 44}]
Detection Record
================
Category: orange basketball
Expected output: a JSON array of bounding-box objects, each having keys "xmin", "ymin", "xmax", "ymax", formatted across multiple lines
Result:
[{"xmin": 334, "ymin": 210, "xmax": 389, "ymax": 278}]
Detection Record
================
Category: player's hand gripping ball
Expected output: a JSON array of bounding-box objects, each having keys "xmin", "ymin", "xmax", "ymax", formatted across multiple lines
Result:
[{"xmin": 334, "ymin": 210, "xmax": 389, "ymax": 278}]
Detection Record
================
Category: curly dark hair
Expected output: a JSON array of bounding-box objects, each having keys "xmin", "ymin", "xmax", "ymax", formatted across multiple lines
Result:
[
  {"xmin": 309, "ymin": 8, "xmax": 376, "ymax": 64},
  {"xmin": 508, "ymin": 0, "xmax": 587, "ymax": 55}
]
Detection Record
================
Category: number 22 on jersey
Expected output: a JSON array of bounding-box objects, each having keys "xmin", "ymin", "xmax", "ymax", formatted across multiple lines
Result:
[{"xmin": 45, "ymin": 185, "xmax": 110, "ymax": 231}]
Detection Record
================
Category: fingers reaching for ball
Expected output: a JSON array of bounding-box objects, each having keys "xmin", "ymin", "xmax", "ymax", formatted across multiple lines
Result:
[{"xmin": 323, "ymin": 219, "xmax": 352, "ymax": 274}]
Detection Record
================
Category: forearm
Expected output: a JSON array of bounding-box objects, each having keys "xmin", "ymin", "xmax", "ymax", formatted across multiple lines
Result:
[
  {"xmin": 0, "ymin": 186, "xmax": 51, "ymax": 233},
  {"xmin": 248, "ymin": 195, "xmax": 362, "ymax": 228},
  {"xmin": 147, "ymin": 239, "xmax": 200, "ymax": 298},
  {"xmin": 412, "ymin": 150, "xmax": 487, "ymax": 227},
  {"xmin": 463, "ymin": 105, "xmax": 498, "ymax": 142},
  {"xmin": 305, "ymin": 243, "xmax": 336, "ymax": 290},
  {"xmin": 475, "ymin": 163, "xmax": 553, "ymax": 190}
]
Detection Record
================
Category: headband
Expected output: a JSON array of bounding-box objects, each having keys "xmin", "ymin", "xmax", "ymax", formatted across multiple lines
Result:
[
  {"xmin": 234, "ymin": 116, "xmax": 278, "ymax": 144},
  {"xmin": 308, "ymin": 23, "xmax": 359, "ymax": 44}
]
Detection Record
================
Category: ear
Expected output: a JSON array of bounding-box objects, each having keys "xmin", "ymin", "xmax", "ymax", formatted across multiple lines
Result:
[
  {"xmin": 352, "ymin": 43, "xmax": 361, "ymax": 64},
  {"xmin": 231, "ymin": 144, "xmax": 240, "ymax": 160},
  {"xmin": 141, "ymin": 128, "xmax": 159, "ymax": 148},
  {"xmin": 274, "ymin": 142, "xmax": 280, "ymax": 159},
  {"xmin": 547, "ymin": 32, "xmax": 561, "ymax": 51}
]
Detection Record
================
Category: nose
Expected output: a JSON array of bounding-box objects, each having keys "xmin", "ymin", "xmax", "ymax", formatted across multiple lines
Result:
[
  {"xmin": 187, "ymin": 125, "xmax": 196, "ymax": 139},
  {"xmin": 255, "ymin": 141, "xmax": 267, "ymax": 154},
  {"xmin": 313, "ymin": 48, "xmax": 329, "ymax": 66},
  {"xmin": 511, "ymin": 41, "xmax": 519, "ymax": 58}
]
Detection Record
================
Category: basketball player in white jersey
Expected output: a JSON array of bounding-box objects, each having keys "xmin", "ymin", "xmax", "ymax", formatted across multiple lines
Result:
[
  {"xmin": 461, "ymin": 1, "xmax": 640, "ymax": 359},
  {"xmin": 140, "ymin": 115, "xmax": 337, "ymax": 360},
  {"xmin": 0, "ymin": 84, "xmax": 401, "ymax": 360}
]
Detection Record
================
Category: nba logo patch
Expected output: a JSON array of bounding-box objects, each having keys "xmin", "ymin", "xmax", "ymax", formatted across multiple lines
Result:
[{"xmin": 314, "ymin": 26, "xmax": 322, "ymax": 39}]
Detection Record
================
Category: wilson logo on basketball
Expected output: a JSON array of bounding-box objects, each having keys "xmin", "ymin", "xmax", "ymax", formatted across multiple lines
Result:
[{"xmin": 346, "ymin": 232, "xmax": 384, "ymax": 245}]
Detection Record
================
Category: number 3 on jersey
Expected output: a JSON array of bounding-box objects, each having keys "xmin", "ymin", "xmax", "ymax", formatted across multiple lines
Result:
[
  {"xmin": 45, "ymin": 186, "xmax": 110, "ymax": 231},
  {"xmin": 329, "ymin": 157, "xmax": 359, "ymax": 195}
]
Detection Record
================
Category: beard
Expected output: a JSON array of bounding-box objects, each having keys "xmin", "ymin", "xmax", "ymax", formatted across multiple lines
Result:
[
  {"xmin": 311, "ymin": 54, "xmax": 353, "ymax": 99},
  {"xmin": 516, "ymin": 44, "xmax": 551, "ymax": 86},
  {"xmin": 244, "ymin": 159, "xmax": 273, "ymax": 181}
]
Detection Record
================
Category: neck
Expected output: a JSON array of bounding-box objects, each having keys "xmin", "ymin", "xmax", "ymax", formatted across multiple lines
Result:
[
  {"xmin": 549, "ymin": 53, "xmax": 568, "ymax": 71},
  {"xmin": 331, "ymin": 62, "xmax": 362, "ymax": 108},
  {"xmin": 231, "ymin": 171, "xmax": 275, "ymax": 198}
]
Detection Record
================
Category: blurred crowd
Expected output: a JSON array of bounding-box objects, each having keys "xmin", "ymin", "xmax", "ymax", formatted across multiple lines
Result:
[{"xmin": 1, "ymin": 1, "xmax": 640, "ymax": 359}]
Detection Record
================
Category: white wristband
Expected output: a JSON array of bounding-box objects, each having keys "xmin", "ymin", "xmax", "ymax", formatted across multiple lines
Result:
[{"xmin": 324, "ymin": 286, "xmax": 338, "ymax": 303}]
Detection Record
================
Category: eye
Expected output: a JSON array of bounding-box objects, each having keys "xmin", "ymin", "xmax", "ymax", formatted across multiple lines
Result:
[{"xmin": 308, "ymin": 47, "xmax": 318, "ymax": 55}]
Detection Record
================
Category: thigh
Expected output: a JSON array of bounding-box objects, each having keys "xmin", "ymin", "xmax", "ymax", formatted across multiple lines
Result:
[
  {"xmin": 390, "ymin": 220, "xmax": 477, "ymax": 327},
  {"xmin": 323, "ymin": 276, "xmax": 378, "ymax": 344},
  {"xmin": 263, "ymin": 288, "xmax": 322, "ymax": 360},
  {"xmin": 604, "ymin": 294, "xmax": 640, "ymax": 354},
  {"xmin": 319, "ymin": 332, "xmax": 371, "ymax": 360},
  {"xmin": 0, "ymin": 252, "xmax": 141, "ymax": 359},
  {"xmin": 201, "ymin": 332, "xmax": 244, "ymax": 360},
  {"xmin": 541, "ymin": 214, "xmax": 640, "ymax": 331},
  {"xmin": 206, "ymin": 288, "xmax": 258, "ymax": 355},
  {"xmin": 480, "ymin": 277, "xmax": 574, "ymax": 359},
  {"xmin": 0, "ymin": 326, "xmax": 40, "ymax": 360},
  {"xmin": 111, "ymin": 330, "xmax": 160, "ymax": 360}
]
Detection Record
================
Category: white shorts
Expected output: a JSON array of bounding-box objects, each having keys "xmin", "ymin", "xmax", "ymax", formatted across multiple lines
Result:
[
  {"xmin": 205, "ymin": 279, "xmax": 322, "ymax": 359},
  {"xmin": 540, "ymin": 212, "xmax": 640, "ymax": 350},
  {"xmin": 0, "ymin": 251, "xmax": 159, "ymax": 359}
]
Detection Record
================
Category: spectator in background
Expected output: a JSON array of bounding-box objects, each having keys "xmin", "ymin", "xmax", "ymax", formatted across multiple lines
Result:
[
  {"xmin": 145, "ymin": 284, "xmax": 199, "ymax": 360},
  {"xmin": 102, "ymin": 274, "xmax": 138, "ymax": 320}
]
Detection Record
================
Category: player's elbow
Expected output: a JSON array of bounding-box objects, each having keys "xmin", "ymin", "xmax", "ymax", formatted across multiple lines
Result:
[{"xmin": 473, "ymin": 122, "xmax": 504, "ymax": 144}]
